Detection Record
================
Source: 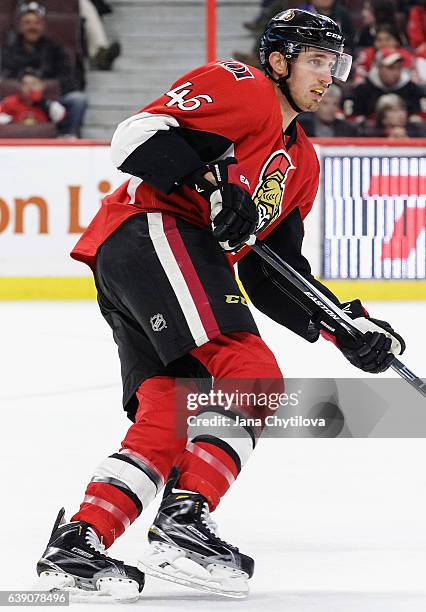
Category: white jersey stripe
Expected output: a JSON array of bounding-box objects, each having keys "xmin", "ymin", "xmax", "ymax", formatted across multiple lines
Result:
[
  {"xmin": 111, "ymin": 112, "xmax": 180, "ymax": 168},
  {"xmin": 127, "ymin": 176, "xmax": 143, "ymax": 204},
  {"xmin": 147, "ymin": 212, "xmax": 209, "ymax": 346}
]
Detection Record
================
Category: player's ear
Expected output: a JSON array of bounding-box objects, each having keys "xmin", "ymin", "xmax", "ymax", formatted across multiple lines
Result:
[{"xmin": 268, "ymin": 51, "xmax": 288, "ymax": 79}]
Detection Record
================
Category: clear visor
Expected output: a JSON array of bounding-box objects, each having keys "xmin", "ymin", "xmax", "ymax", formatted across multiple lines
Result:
[
  {"xmin": 331, "ymin": 52, "xmax": 352, "ymax": 82},
  {"xmin": 296, "ymin": 45, "xmax": 353, "ymax": 82}
]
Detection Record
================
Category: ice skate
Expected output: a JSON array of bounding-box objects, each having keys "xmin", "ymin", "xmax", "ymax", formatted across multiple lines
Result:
[
  {"xmin": 35, "ymin": 508, "xmax": 145, "ymax": 603},
  {"xmin": 138, "ymin": 475, "xmax": 254, "ymax": 598}
]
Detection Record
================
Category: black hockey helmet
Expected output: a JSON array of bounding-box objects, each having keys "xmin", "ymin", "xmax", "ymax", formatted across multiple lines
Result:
[{"xmin": 259, "ymin": 9, "xmax": 352, "ymax": 83}]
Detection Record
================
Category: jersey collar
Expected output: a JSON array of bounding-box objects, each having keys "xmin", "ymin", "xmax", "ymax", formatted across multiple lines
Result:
[{"xmin": 283, "ymin": 118, "xmax": 298, "ymax": 149}]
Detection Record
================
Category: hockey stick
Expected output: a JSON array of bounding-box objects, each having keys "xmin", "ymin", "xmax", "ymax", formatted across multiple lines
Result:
[{"xmin": 250, "ymin": 241, "xmax": 426, "ymax": 398}]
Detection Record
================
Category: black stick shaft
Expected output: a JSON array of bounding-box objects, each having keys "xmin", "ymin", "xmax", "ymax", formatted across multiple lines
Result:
[{"xmin": 250, "ymin": 241, "xmax": 426, "ymax": 399}]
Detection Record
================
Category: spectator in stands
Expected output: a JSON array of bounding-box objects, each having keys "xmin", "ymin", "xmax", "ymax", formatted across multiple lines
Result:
[
  {"xmin": 355, "ymin": 0, "xmax": 376, "ymax": 48},
  {"xmin": 234, "ymin": 0, "xmax": 355, "ymax": 65},
  {"xmin": 364, "ymin": 93, "xmax": 426, "ymax": 136},
  {"xmin": 355, "ymin": 0, "xmax": 401, "ymax": 48},
  {"xmin": 90, "ymin": 0, "xmax": 114, "ymax": 16},
  {"xmin": 0, "ymin": 67, "xmax": 65, "ymax": 128},
  {"xmin": 234, "ymin": 1, "xmax": 285, "ymax": 65},
  {"xmin": 80, "ymin": 0, "xmax": 120, "ymax": 70},
  {"xmin": 407, "ymin": 0, "xmax": 426, "ymax": 83},
  {"xmin": 345, "ymin": 48, "xmax": 425, "ymax": 120},
  {"xmin": 297, "ymin": 0, "xmax": 356, "ymax": 52},
  {"xmin": 353, "ymin": 24, "xmax": 413, "ymax": 83},
  {"xmin": 0, "ymin": 2, "xmax": 87, "ymax": 137},
  {"xmin": 243, "ymin": 0, "xmax": 279, "ymax": 31},
  {"xmin": 407, "ymin": 0, "xmax": 426, "ymax": 51},
  {"xmin": 298, "ymin": 84, "xmax": 360, "ymax": 136}
]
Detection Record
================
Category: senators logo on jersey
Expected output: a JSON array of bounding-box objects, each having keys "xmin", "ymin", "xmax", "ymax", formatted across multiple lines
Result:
[{"xmin": 253, "ymin": 150, "xmax": 295, "ymax": 233}]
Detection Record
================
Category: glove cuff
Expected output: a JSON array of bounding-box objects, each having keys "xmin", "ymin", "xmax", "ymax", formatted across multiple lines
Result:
[
  {"xmin": 185, "ymin": 158, "xmax": 251, "ymax": 196},
  {"xmin": 340, "ymin": 299, "xmax": 369, "ymax": 319},
  {"xmin": 183, "ymin": 165, "xmax": 217, "ymax": 201}
]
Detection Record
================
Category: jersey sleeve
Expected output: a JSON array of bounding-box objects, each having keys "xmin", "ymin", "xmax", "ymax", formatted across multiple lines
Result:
[
  {"xmin": 238, "ymin": 207, "xmax": 340, "ymax": 342},
  {"xmin": 295, "ymin": 132, "xmax": 320, "ymax": 223},
  {"xmin": 110, "ymin": 62, "xmax": 268, "ymax": 193}
]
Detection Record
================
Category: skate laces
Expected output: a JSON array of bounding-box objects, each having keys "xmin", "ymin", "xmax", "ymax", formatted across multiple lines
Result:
[
  {"xmin": 85, "ymin": 527, "xmax": 108, "ymax": 556},
  {"xmin": 200, "ymin": 503, "xmax": 237, "ymax": 550},
  {"xmin": 201, "ymin": 504, "xmax": 219, "ymax": 535}
]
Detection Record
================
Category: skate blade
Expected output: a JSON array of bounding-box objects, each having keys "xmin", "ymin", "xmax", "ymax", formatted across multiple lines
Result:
[
  {"xmin": 35, "ymin": 571, "xmax": 140, "ymax": 603},
  {"xmin": 138, "ymin": 542, "xmax": 248, "ymax": 599}
]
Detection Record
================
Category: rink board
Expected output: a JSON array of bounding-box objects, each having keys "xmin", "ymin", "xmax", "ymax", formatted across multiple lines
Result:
[
  {"xmin": 321, "ymin": 147, "xmax": 426, "ymax": 280},
  {"xmin": 0, "ymin": 139, "xmax": 425, "ymax": 299},
  {"xmin": 1, "ymin": 277, "xmax": 426, "ymax": 301}
]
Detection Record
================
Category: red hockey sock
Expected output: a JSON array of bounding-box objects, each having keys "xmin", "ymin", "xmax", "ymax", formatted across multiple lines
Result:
[
  {"xmin": 71, "ymin": 376, "xmax": 189, "ymax": 547},
  {"xmin": 177, "ymin": 332, "xmax": 283, "ymax": 510}
]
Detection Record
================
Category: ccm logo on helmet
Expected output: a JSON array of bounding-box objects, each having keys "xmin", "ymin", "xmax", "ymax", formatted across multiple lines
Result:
[{"xmin": 326, "ymin": 31, "xmax": 342, "ymax": 40}]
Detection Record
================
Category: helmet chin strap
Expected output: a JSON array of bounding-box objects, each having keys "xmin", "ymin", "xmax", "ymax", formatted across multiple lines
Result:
[
  {"xmin": 271, "ymin": 61, "xmax": 304, "ymax": 114},
  {"xmin": 278, "ymin": 76, "xmax": 304, "ymax": 113}
]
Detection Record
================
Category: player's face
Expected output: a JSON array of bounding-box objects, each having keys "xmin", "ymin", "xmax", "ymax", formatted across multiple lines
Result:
[{"xmin": 287, "ymin": 49, "xmax": 335, "ymax": 112}]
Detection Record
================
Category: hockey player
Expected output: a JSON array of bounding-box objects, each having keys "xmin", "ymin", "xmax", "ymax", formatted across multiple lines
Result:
[{"xmin": 36, "ymin": 9, "xmax": 405, "ymax": 601}]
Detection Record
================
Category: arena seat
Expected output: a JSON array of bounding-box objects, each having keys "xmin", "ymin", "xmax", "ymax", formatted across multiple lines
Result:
[
  {"xmin": 0, "ymin": 9, "xmax": 14, "ymax": 45},
  {"xmin": 42, "ymin": 0, "xmax": 79, "ymax": 12},
  {"xmin": 1, "ymin": 0, "xmax": 17, "ymax": 14},
  {"xmin": 44, "ymin": 13, "xmax": 82, "ymax": 65},
  {"xmin": 0, "ymin": 123, "xmax": 57, "ymax": 138}
]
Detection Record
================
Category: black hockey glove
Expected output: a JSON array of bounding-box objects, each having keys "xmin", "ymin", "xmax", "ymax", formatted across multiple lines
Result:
[
  {"xmin": 185, "ymin": 158, "xmax": 258, "ymax": 251},
  {"xmin": 314, "ymin": 299, "xmax": 406, "ymax": 373}
]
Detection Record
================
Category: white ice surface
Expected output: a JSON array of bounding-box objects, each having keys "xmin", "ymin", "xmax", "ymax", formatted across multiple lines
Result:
[{"xmin": 1, "ymin": 301, "xmax": 425, "ymax": 611}]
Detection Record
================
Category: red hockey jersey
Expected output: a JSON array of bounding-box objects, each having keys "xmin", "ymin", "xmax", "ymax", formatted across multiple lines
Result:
[{"xmin": 71, "ymin": 61, "xmax": 319, "ymax": 269}]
